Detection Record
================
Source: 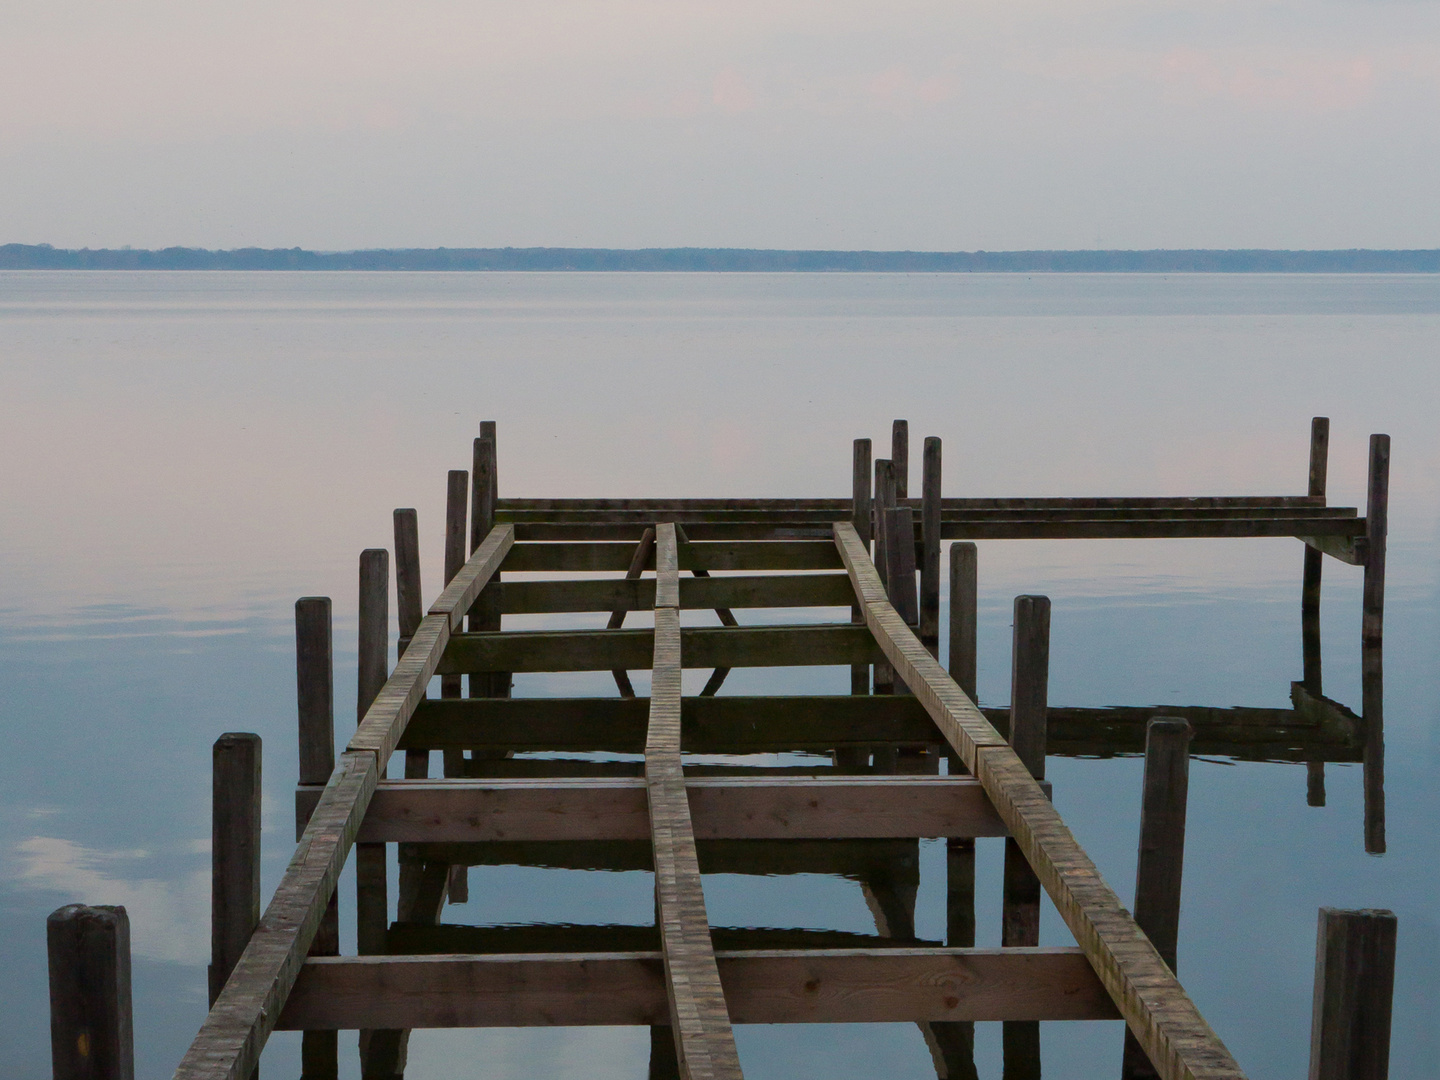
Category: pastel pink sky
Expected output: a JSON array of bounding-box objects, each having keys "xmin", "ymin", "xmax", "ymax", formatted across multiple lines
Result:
[{"xmin": 2, "ymin": 0, "xmax": 1439, "ymax": 248}]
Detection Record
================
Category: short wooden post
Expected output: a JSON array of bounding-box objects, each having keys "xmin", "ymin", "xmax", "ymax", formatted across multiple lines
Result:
[
  {"xmin": 892, "ymin": 419, "xmax": 909, "ymax": 500},
  {"xmin": 1308, "ymin": 908, "xmax": 1397, "ymax": 1080},
  {"xmin": 920, "ymin": 437, "xmax": 941, "ymax": 656},
  {"xmin": 210, "ymin": 733, "xmax": 261, "ymax": 1007},
  {"xmin": 48, "ymin": 904, "xmax": 133, "ymax": 1080},
  {"xmin": 1003, "ymin": 595, "xmax": 1049, "ymax": 1080},
  {"xmin": 852, "ymin": 439, "xmax": 873, "ymax": 696},
  {"xmin": 356, "ymin": 548, "xmax": 389, "ymax": 957},
  {"xmin": 294, "ymin": 598, "xmax": 337, "ymax": 1077},
  {"xmin": 1120, "ymin": 718, "xmax": 1192, "ymax": 1080},
  {"xmin": 393, "ymin": 509, "xmax": 429, "ymax": 787},
  {"xmin": 948, "ymin": 543, "xmax": 978, "ymax": 702}
]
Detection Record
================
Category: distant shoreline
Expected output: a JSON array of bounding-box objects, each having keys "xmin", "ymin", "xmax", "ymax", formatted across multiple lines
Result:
[{"xmin": 3, "ymin": 243, "xmax": 1440, "ymax": 273}]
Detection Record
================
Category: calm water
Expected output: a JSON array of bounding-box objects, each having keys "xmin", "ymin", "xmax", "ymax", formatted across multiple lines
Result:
[{"xmin": 2, "ymin": 271, "xmax": 1437, "ymax": 1078}]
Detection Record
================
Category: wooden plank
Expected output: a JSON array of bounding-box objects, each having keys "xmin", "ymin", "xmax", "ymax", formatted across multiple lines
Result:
[
  {"xmin": 495, "ymin": 495, "xmax": 1322, "ymax": 512},
  {"xmin": 501, "ymin": 540, "xmax": 842, "ymax": 572},
  {"xmin": 400, "ymin": 694, "xmax": 937, "ymax": 752},
  {"xmin": 275, "ymin": 947, "xmax": 1117, "ymax": 1030},
  {"xmin": 48, "ymin": 904, "xmax": 134, "ymax": 1080},
  {"xmin": 646, "ymin": 523, "xmax": 743, "ymax": 1080},
  {"xmin": 296, "ymin": 774, "xmax": 1015, "ymax": 843},
  {"xmin": 1308, "ymin": 908, "xmax": 1397, "ymax": 1080},
  {"xmin": 387, "ymin": 923, "xmax": 942, "ymax": 955},
  {"xmin": 493, "ymin": 502, "xmax": 1353, "ymax": 524},
  {"xmin": 494, "ymin": 573, "xmax": 854, "ymax": 615},
  {"xmin": 833, "ymin": 521, "xmax": 1246, "ymax": 1080},
  {"xmin": 438, "ymin": 623, "xmax": 879, "ymax": 674},
  {"xmin": 1122, "ymin": 719, "xmax": 1194, "ymax": 1080},
  {"xmin": 941, "ymin": 518, "xmax": 1363, "ymax": 540},
  {"xmin": 426, "ymin": 524, "xmax": 514, "ymax": 630}
]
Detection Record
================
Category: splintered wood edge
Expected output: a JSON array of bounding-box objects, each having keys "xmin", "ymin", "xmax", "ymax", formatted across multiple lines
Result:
[
  {"xmin": 832, "ymin": 520, "xmax": 1246, "ymax": 1080},
  {"xmin": 646, "ymin": 526, "xmax": 744, "ymax": 1080},
  {"xmin": 174, "ymin": 751, "xmax": 379, "ymax": 1080}
]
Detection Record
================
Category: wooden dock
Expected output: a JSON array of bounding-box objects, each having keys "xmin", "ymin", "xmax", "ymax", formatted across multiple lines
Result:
[{"xmin": 153, "ymin": 416, "xmax": 1391, "ymax": 1080}]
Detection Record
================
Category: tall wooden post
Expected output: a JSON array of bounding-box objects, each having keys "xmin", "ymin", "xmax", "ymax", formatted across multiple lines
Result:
[
  {"xmin": 1303, "ymin": 418, "xmax": 1329, "ymax": 806},
  {"xmin": 1309, "ymin": 908, "xmax": 1397, "ymax": 1080},
  {"xmin": 1362, "ymin": 639, "xmax": 1385, "ymax": 855},
  {"xmin": 920, "ymin": 437, "xmax": 942, "ymax": 657},
  {"xmin": 48, "ymin": 904, "xmax": 133, "ymax": 1080},
  {"xmin": 884, "ymin": 507, "xmax": 919, "ymax": 697},
  {"xmin": 294, "ymin": 597, "xmax": 337, "ymax": 1077},
  {"xmin": 852, "ymin": 439, "xmax": 873, "ymax": 696},
  {"xmin": 393, "ymin": 509, "xmax": 429, "ymax": 787},
  {"xmin": 471, "ymin": 431, "xmax": 506, "ymax": 697},
  {"xmin": 1003, "ymin": 594, "xmax": 1049, "ymax": 1080},
  {"xmin": 1362, "ymin": 434, "xmax": 1389, "ymax": 647},
  {"xmin": 948, "ymin": 543, "xmax": 978, "ymax": 702},
  {"xmin": 210, "ymin": 733, "xmax": 261, "ymax": 1006},
  {"xmin": 892, "ymin": 419, "xmax": 909, "ymax": 500},
  {"xmin": 356, "ymin": 548, "xmax": 389, "ymax": 1070},
  {"xmin": 872, "ymin": 460, "xmax": 898, "ymax": 695},
  {"xmin": 1120, "ymin": 718, "xmax": 1192, "ymax": 1080}
]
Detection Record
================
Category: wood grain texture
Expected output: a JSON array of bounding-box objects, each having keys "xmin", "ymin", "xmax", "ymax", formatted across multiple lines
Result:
[
  {"xmin": 438, "ymin": 623, "xmax": 879, "ymax": 675},
  {"xmin": 948, "ymin": 544, "xmax": 978, "ymax": 702},
  {"xmin": 833, "ymin": 521, "xmax": 1246, "ymax": 1080},
  {"xmin": 501, "ymin": 540, "xmax": 843, "ymax": 573},
  {"xmin": 49, "ymin": 904, "xmax": 134, "ymax": 1080},
  {"xmin": 892, "ymin": 420, "xmax": 909, "ymax": 500},
  {"xmin": 294, "ymin": 598, "xmax": 334, "ymax": 788},
  {"xmin": 297, "ymin": 774, "xmax": 1016, "ymax": 843},
  {"xmin": 1308, "ymin": 908, "xmax": 1396, "ymax": 1080},
  {"xmin": 646, "ymin": 523, "xmax": 743, "ymax": 1080},
  {"xmin": 211, "ymin": 735, "xmax": 262, "ymax": 1007},
  {"xmin": 920, "ymin": 437, "xmax": 941, "ymax": 652},
  {"xmin": 276, "ymin": 947, "xmax": 1116, "ymax": 1030}
]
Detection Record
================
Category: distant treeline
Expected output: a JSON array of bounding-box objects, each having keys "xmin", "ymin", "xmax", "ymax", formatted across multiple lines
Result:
[{"xmin": 4, "ymin": 243, "xmax": 1440, "ymax": 272}]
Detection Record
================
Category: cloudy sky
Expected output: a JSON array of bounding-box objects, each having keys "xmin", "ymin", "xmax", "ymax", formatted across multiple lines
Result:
[{"xmin": 3, "ymin": 0, "xmax": 1439, "ymax": 249}]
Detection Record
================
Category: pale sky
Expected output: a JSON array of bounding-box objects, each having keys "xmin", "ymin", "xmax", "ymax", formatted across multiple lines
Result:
[{"xmin": 3, "ymin": 0, "xmax": 1440, "ymax": 250}]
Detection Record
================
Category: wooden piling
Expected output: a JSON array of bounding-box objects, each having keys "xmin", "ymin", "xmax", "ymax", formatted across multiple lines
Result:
[
  {"xmin": 948, "ymin": 543, "xmax": 978, "ymax": 703},
  {"xmin": 441, "ymin": 471, "xmax": 468, "ymax": 795},
  {"xmin": 394, "ymin": 509, "xmax": 429, "ymax": 787},
  {"xmin": 885, "ymin": 507, "xmax": 919, "ymax": 697},
  {"xmin": 874, "ymin": 459, "xmax": 895, "ymax": 589},
  {"xmin": 294, "ymin": 598, "xmax": 338, "ymax": 1077},
  {"xmin": 1121, "ymin": 718, "xmax": 1192, "ymax": 1080},
  {"xmin": 1308, "ymin": 908, "xmax": 1396, "ymax": 1080},
  {"xmin": 929, "ymin": 836, "xmax": 980, "ymax": 1079},
  {"xmin": 892, "ymin": 419, "xmax": 909, "ymax": 500},
  {"xmin": 1362, "ymin": 434, "xmax": 1388, "ymax": 647},
  {"xmin": 471, "ymin": 433, "xmax": 506, "ymax": 697},
  {"xmin": 1302, "ymin": 418, "xmax": 1329, "ymax": 806},
  {"xmin": 210, "ymin": 734, "xmax": 262, "ymax": 1007},
  {"xmin": 356, "ymin": 548, "xmax": 389, "ymax": 961},
  {"xmin": 920, "ymin": 437, "xmax": 941, "ymax": 656},
  {"xmin": 1003, "ymin": 594, "xmax": 1049, "ymax": 1080},
  {"xmin": 1361, "ymin": 640, "xmax": 1385, "ymax": 855},
  {"xmin": 853, "ymin": 439, "xmax": 873, "ymax": 696},
  {"xmin": 48, "ymin": 904, "xmax": 133, "ymax": 1080}
]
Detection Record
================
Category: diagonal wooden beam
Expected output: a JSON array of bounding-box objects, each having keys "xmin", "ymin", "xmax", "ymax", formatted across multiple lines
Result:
[
  {"xmin": 173, "ymin": 525, "xmax": 513, "ymax": 1080},
  {"xmin": 647, "ymin": 524, "xmax": 744, "ymax": 1080},
  {"xmin": 610, "ymin": 527, "xmax": 656, "ymax": 698},
  {"xmin": 833, "ymin": 520, "xmax": 1246, "ymax": 1080}
]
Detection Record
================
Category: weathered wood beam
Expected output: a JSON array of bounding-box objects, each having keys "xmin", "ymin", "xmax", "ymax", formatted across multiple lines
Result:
[
  {"xmin": 833, "ymin": 520, "xmax": 1246, "ymax": 1080},
  {"xmin": 438, "ymin": 622, "xmax": 878, "ymax": 674},
  {"xmin": 173, "ymin": 526, "xmax": 513, "ymax": 1080},
  {"xmin": 386, "ymin": 923, "xmax": 942, "ymax": 955},
  {"xmin": 502, "ymin": 540, "xmax": 843, "ymax": 572},
  {"xmin": 295, "ymin": 774, "xmax": 1017, "ymax": 843},
  {"xmin": 646, "ymin": 524, "xmax": 743, "ymax": 1079},
  {"xmin": 275, "ymin": 947, "xmax": 1119, "ymax": 1030},
  {"xmin": 491, "ymin": 570, "xmax": 853, "ymax": 614},
  {"xmin": 496, "ymin": 495, "xmax": 1325, "ymax": 512},
  {"xmin": 942, "ymin": 518, "xmax": 1363, "ymax": 541}
]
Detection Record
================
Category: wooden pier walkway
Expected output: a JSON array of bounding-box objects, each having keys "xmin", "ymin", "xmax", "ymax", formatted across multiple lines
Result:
[{"xmin": 171, "ymin": 417, "xmax": 1388, "ymax": 1080}]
